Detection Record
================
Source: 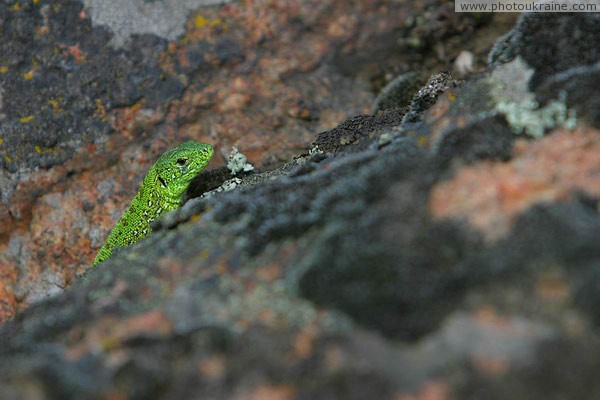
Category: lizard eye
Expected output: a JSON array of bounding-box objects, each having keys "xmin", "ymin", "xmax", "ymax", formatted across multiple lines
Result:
[{"xmin": 176, "ymin": 158, "xmax": 187, "ymax": 166}]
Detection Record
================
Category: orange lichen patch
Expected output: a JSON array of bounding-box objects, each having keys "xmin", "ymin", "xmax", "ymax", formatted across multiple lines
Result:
[
  {"xmin": 170, "ymin": 0, "xmax": 386, "ymax": 167},
  {"xmin": 22, "ymin": 70, "xmax": 34, "ymax": 80},
  {"xmin": 255, "ymin": 263, "xmax": 283, "ymax": 282},
  {"xmin": 0, "ymin": 66, "xmax": 8, "ymax": 74},
  {"xmin": 257, "ymin": 308, "xmax": 276, "ymax": 325},
  {"xmin": 118, "ymin": 310, "xmax": 173, "ymax": 339},
  {"xmin": 287, "ymin": 101, "xmax": 312, "ymax": 120},
  {"xmin": 429, "ymin": 127, "xmax": 600, "ymax": 241},
  {"xmin": 323, "ymin": 345, "xmax": 345, "ymax": 371},
  {"xmin": 470, "ymin": 306, "xmax": 546, "ymax": 342},
  {"xmin": 327, "ymin": 14, "xmax": 357, "ymax": 37},
  {"xmin": 67, "ymin": 44, "xmax": 86, "ymax": 63},
  {"xmin": 29, "ymin": 187, "xmax": 94, "ymax": 273},
  {"xmin": 395, "ymin": 381, "xmax": 450, "ymax": 400},
  {"xmin": 197, "ymin": 356, "xmax": 227, "ymax": 380},
  {"xmin": 535, "ymin": 268, "xmax": 570, "ymax": 303},
  {"xmin": 173, "ymin": 45, "xmax": 192, "ymax": 69},
  {"xmin": 189, "ymin": 214, "xmax": 202, "ymax": 223},
  {"xmin": 0, "ymin": 262, "xmax": 18, "ymax": 323},
  {"xmin": 470, "ymin": 355, "xmax": 510, "ymax": 375},
  {"xmin": 114, "ymin": 102, "xmax": 144, "ymax": 136},
  {"xmin": 473, "ymin": 306, "xmax": 512, "ymax": 329},
  {"xmin": 90, "ymin": 280, "xmax": 129, "ymax": 312},
  {"xmin": 258, "ymin": 57, "xmax": 299, "ymax": 82},
  {"xmin": 236, "ymin": 385, "xmax": 296, "ymax": 400},
  {"xmin": 156, "ymin": 257, "xmax": 184, "ymax": 279},
  {"xmin": 2, "ymin": 106, "xmax": 183, "ymax": 321},
  {"xmin": 423, "ymin": 93, "xmax": 452, "ymax": 123},
  {"xmin": 36, "ymin": 25, "xmax": 49, "ymax": 36},
  {"xmin": 219, "ymin": 92, "xmax": 251, "ymax": 112},
  {"xmin": 287, "ymin": 323, "xmax": 320, "ymax": 362},
  {"xmin": 423, "ymin": 94, "xmax": 470, "ymax": 150},
  {"xmin": 103, "ymin": 390, "xmax": 127, "ymax": 400},
  {"xmin": 66, "ymin": 310, "xmax": 173, "ymax": 359},
  {"xmin": 19, "ymin": 115, "xmax": 35, "ymax": 123}
]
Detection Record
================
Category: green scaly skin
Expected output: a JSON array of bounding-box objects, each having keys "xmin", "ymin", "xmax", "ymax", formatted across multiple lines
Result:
[{"xmin": 93, "ymin": 141, "xmax": 214, "ymax": 265}]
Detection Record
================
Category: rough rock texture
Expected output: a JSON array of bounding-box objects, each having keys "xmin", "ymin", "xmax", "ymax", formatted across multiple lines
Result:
[
  {"xmin": 0, "ymin": 0, "xmax": 508, "ymax": 319},
  {"xmin": 2, "ymin": 6, "xmax": 599, "ymax": 400}
]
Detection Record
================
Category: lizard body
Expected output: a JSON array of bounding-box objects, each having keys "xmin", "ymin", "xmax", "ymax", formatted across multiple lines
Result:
[{"xmin": 93, "ymin": 141, "xmax": 213, "ymax": 265}]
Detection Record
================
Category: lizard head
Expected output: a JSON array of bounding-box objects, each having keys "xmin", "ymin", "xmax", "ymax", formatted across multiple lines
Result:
[{"xmin": 153, "ymin": 141, "xmax": 214, "ymax": 201}]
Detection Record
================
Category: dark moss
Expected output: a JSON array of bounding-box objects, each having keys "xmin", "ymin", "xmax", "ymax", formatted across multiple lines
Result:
[
  {"xmin": 313, "ymin": 110, "xmax": 406, "ymax": 154},
  {"xmin": 185, "ymin": 166, "xmax": 235, "ymax": 200},
  {"xmin": 488, "ymin": 13, "xmax": 600, "ymax": 89},
  {"xmin": 299, "ymin": 218, "xmax": 482, "ymax": 341},
  {"xmin": 301, "ymin": 194, "xmax": 599, "ymax": 341},
  {"xmin": 313, "ymin": 71, "xmax": 457, "ymax": 155},
  {"xmin": 432, "ymin": 114, "xmax": 515, "ymax": 170}
]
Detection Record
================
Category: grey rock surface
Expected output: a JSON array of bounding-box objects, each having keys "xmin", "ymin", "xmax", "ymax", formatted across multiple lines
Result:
[
  {"xmin": 82, "ymin": 0, "xmax": 229, "ymax": 47},
  {"xmin": 1, "ymin": 9, "xmax": 600, "ymax": 400}
]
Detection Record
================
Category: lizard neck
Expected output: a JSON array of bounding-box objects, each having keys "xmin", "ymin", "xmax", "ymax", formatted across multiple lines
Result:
[
  {"xmin": 92, "ymin": 169, "xmax": 181, "ymax": 265},
  {"xmin": 138, "ymin": 169, "xmax": 181, "ymax": 220}
]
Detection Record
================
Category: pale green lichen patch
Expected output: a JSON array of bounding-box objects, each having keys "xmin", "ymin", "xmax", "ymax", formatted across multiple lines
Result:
[
  {"xmin": 495, "ymin": 97, "xmax": 577, "ymax": 138},
  {"xmin": 203, "ymin": 177, "xmax": 244, "ymax": 199},
  {"xmin": 308, "ymin": 145, "xmax": 323, "ymax": 156},
  {"xmin": 226, "ymin": 147, "xmax": 254, "ymax": 175},
  {"xmin": 489, "ymin": 57, "xmax": 577, "ymax": 138}
]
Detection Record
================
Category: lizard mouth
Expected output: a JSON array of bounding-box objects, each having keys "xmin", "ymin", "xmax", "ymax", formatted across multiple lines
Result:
[{"xmin": 178, "ymin": 146, "xmax": 214, "ymax": 189}]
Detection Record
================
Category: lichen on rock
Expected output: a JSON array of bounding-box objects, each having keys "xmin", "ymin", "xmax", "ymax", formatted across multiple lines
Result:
[
  {"xmin": 488, "ymin": 57, "xmax": 577, "ymax": 137},
  {"xmin": 1, "ymin": 7, "xmax": 600, "ymax": 400}
]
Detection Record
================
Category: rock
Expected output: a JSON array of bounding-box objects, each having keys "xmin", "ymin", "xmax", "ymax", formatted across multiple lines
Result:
[
  {"xmin": 3, "ymin": 0, "xmax": 497, "ymax": 317},
  {"xmin": 4, "ymin": 7, "xmax": 599, "ymax": 400}
]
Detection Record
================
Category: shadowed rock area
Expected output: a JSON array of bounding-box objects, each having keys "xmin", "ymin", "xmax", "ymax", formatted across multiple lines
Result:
[{"xmin": 1, "ymin": 7, "xmax": 600, "ymax": 400}]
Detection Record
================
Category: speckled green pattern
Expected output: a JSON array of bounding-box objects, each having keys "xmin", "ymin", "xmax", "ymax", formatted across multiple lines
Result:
[{"xmin": 93, "ymin": 141, "xmax": 213, "ymax": 265}]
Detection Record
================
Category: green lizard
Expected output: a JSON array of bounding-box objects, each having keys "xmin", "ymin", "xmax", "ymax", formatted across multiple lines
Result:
[{"xmin": 93, "ymin": 141, "xmax": 214, "ymax": 265}]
